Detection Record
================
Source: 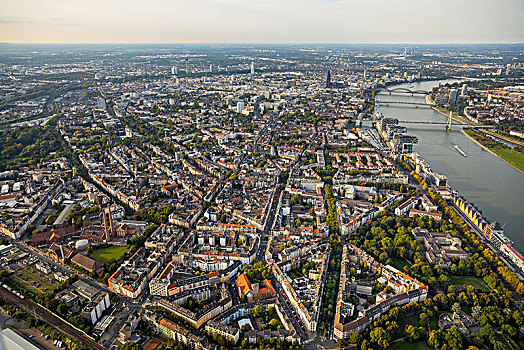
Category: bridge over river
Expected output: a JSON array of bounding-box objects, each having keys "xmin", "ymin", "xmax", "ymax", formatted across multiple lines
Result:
[
  {"xmin": 374, "ymin": 79, "xmax": 524, "ymax": 252},
  {"xmin": 396, "ymin": 120, "xmax": 492, "ymax": 128},
  {"xmin": 377, "ymin": 86, "xmax": 429, "ymax": 95},
  {"xmin": 376, "ymin": 100, "xmax": 431, "ymax": 107}
]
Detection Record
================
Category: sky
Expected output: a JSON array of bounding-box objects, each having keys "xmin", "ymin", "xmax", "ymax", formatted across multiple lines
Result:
[{"xmin": 0, "ymin": 0, "xmax": 523, "ymax": 44}]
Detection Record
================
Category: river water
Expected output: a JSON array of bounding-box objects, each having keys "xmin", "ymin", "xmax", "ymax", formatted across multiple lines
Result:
[{"xmin": 373, "ymin": 80, "xmax": 524, "ymax": 251}]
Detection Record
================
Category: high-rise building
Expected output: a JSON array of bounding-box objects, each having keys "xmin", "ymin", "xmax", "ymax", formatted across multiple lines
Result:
[
  {"xmin": 236, "ymin": 101, "xmax": 244, "ymax": 113},
  {"xmin": 363, "ymin": 70, "xmax": 367, "ymax": 79},
  {"xmin": 171, "ymin": 66, "xmax": 177, "ymax": 75},
  {"xmin": 448, "ymin": 89, "xmax": 459, "ymax": 105},
  {"xmin": 460, "ymin": 84, "xmax": 468, "ymax": 96},
  {"xmin": 209, "ymin": 64, "xmax": 213, "ymax": 72},
  {"xmin": 250, "ymin": 62, "xmax": 255, "ymax": 75},
  {"xmin": 97, "ymin": 98, "xmax": 106, "ymax": 110},
  {"xmin": 326, "ymin": 70, "xmax": 331, "ymax": 88}
]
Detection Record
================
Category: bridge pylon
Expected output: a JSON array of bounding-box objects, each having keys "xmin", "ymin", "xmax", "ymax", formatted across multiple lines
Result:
[{"xmin": 446, "ymin": 111, "xmax": 452, "ymax": 131}]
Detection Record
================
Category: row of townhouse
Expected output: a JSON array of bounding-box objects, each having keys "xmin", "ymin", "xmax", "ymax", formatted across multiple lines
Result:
[{"xmin": 156, "ymin": 283, "xmax": 233, "ymax": 329}]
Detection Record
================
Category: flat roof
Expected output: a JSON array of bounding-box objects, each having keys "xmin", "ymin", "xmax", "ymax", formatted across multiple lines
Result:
[{"xmin": 0, "ymin": 328, "xmax": 41, "ymax": 350}]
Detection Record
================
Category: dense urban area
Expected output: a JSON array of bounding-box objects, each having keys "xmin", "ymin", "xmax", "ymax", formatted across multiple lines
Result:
[{"xmin": 0, "ymin": 43, "xmax": 523, "ymax": 350}]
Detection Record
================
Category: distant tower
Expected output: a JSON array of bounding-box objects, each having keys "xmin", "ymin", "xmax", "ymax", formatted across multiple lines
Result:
[
  {"xmin": 185, "ymin": 58, "xmax": 189, "ymax": 74},
  {"xmin": 446, "ymin": 111, "xmax": 452, "ymax": 131},
  {"xmin": 97, "ymin": 98, "xmax": 106, "ymax": 110},
  {"xmin": 461, "ymin": 84, "xmax": 468, "ymax": 96},
  {"xmin": 363, "ymin": 70, "xmax": 367, "ymax": 79},
  {"xmin": 97, "ymin": 196, "xmax": 111, "ymax": 242},
  {"xmin": 250, "ymin": 62, "xmax": 255, "ymax": 75},
  {"xmin": 326, "ymin": 70, "xmax": 331, "ymax": 88},
  {"xmin": 107, "ymin": 205, "xmax": 115, "ymax": 237}
]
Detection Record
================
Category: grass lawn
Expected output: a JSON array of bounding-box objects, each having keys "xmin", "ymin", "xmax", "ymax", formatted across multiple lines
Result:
[
  {"xmin": 391, "ymin": 340, "xmax": 431, "ymax": 350},
  {"xmin": 398, "ymin": 313, "xmax": 420, "ymax": 328},
  {"xmin": 391, "ymin": 257, "xmax": 411, "ymax": 271},
  {"xmin": 450, "ymin": 276, "xmax": 489, "ymax": 292},
  {"xmin": 429, "ymin": 311, "xmax": 447, "ymax": 331},
  {"xmin": 429, "ymin": 317, "xmax": 438, "ymax": 331},
  {"xmin": 463, "ymin": 305, "xmax": 472, "ymax": 315},
  {"xmin": 465, "ymin": 128, "xmax": 524, "ymax": 173},
  {"xmin": 11, "ymin": 266, "xmax": 59, "ymax": 296},
  {"xmin": 493, "ymin": 148, "xmax": 524, "ymax": 173},
  {"xmin": 91, "ymin": 245, "xmax": 129, "ymax": 264}
]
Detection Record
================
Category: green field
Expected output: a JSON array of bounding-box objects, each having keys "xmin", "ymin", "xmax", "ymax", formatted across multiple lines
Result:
[
  {"xmin": 493, "ymin": 148, "xmax": 524, "ymax": 173},
  {"xmin": 398, "ymin": 313, "xmax": 420, "ymax": 328},
  {"xmin": 429, "ymin": 316, "xmax": 438, "ymax": 331},
  {"xmin": 450, "ymin": 276, "xmax": 489, "ymax": 292},
  {"xmin": 91, "ymin": 245, "xmax": 129, "ymax": 264},
  {"xmin": 429, "ymin": 310, "xmax": 447, "ymax": 331},
  {"xmin": 463, "ymin": 128, "xmax": 524, "ymax": 173},
  {"xmin": 11, "ymin": 266, "xmax": 59, "ymax": 296},
  {"xmin": 391, "ymin": 257, "xmax": 411, "ymax": 271},
  {"xmin": 391, "ymin": 340, "xmax": 431, "ymax": 350}
]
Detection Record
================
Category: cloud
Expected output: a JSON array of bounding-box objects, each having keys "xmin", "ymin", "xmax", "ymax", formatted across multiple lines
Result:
[
  {"xmin": 0, "ymin": 16, "xmax": 37, "ymax": 24},
  {"xmin": 0, "ymin": 0, "xmax": 522, "ymax": 43}
]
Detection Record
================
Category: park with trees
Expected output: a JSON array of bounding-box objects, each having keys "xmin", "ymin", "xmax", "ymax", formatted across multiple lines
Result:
[{"xmin": 334, "ymin": 172, "xmax": 524, "ymax": 349}]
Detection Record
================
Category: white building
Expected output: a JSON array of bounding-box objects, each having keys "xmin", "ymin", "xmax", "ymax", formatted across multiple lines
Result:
[
  {"xmin": 236, "ymin": 101, "xmax": 244, "ymax": 113},
  {"xmin": 97, "ymin": 98, "xmax": 106, "ymax": 110}
]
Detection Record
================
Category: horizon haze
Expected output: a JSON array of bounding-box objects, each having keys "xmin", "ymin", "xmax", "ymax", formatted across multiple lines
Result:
[{"xmin": 1, "ymin": 0, "xmax": 523, "ymax": 44}]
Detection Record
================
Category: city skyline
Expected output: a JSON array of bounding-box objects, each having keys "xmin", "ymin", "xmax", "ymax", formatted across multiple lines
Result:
[
  {"xmin": 0, "ymin": 34, "xmax": 523, "ymax": 350},
  {"xmin": 1, "ymin": 0, "xmax": 523, "ymax": 44}
]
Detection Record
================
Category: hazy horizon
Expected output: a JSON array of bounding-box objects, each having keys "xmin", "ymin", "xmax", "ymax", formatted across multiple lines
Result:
[
  {"xmin": 1, "ymin": 0, "xmax": 523, "ymax": 44},
  {"xmin": 1, "ymin": 42, "xmax": 524, "ymax": 45}
]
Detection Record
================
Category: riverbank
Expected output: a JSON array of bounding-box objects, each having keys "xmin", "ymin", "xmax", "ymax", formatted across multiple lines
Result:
[
  {"xmin": 430, "ymin": 105, "xmax": 472, "ymax": 125},
  {"xmin": 462, "ymin": 128, "xmax": 524, "ymax": 173},
  {"xmin": 377, "ymin": 78, "xmax": 524, "ymax": 251},
  {"xmin": 479, "ymin": 129, "xmax": 524, "ymax": 148}
]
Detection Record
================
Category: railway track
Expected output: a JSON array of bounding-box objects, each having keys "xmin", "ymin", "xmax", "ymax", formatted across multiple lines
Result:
[{"xmin": 0, "ymin": 287, "xmax": 106, "ymax": 350}]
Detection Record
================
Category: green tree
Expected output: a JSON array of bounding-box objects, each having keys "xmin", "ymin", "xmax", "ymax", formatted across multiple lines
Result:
[
  {"xmin": 252, "ymin": 305, "xmax": 262, "ymax": 318},
  {"xmin": 419, "ymin": 312, "xmax": 429, "ymax": 329},
  {"xmin": 451, "ymin": 302, "xmax": 461, "ymax": 314},
  {"xmin": 472, "ymin": 305, "xmax": 482, "ymax": 319},
  {"xmin": 118, "ymin": 342, "xmax": 143, "ymax": 350},
  {"xmin": 349, "ymin": 331, "xmax": 361, "ymax": 344},
  {"xmin": 405, "ymin": 325, "xmax": 417, "ymax": 342},
  {"xmin": 369, "ymin": 327, "xmax": 390, "ymax": 349},
  {"xmin": 269, "ymin": 318, "xmax": 280, "ymax": 329}
]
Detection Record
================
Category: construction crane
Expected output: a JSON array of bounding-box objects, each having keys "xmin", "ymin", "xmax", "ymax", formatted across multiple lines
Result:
[{"xmin": 482, "ymin": 83, "xmax": 491, "ymax": 97}]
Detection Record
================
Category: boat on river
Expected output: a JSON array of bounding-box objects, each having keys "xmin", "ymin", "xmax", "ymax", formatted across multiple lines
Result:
[{"xmin": 453, "ymin": 144, "xmax": 467, "ymax": 157}]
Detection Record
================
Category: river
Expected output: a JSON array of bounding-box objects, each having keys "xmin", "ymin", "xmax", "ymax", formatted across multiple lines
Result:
[{"xmin": 373, "ymin": 79, "xmax": 524, "ymax": 251}]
